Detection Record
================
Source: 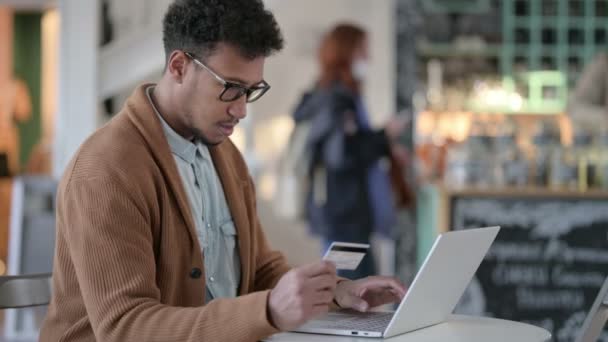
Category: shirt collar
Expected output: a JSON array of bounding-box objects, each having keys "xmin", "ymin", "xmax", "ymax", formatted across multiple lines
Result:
[{"xmin": 146, "ymin": 86, "xmax": 204, "ymax": 164}]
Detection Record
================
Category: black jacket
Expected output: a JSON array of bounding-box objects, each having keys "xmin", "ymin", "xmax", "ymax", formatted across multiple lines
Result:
[{"xmin": 293, "ymin": 84, "xmax": 390, "ymax": 238}]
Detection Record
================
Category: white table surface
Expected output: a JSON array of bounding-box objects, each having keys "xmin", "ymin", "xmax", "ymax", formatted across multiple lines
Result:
[{"xmin": 265, "ymin": 315, "xmax": 552, "ymax": 342}]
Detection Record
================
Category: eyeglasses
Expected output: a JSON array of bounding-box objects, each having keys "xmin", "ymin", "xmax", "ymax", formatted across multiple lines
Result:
[{"xmin": 184, "ymin": 52, "xmax": 270, "ymax": 103}]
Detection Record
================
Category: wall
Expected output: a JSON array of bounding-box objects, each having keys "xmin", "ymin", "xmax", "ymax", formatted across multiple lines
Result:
[
  {"xmin": 255, "ymin": 0, "xmax": 396, "ymax": 126},
  {"xmin": 53, "ymin": 0, "xmax": 99, "ymax": 178},
  {"xmin": 108, "ymin": 0, "xmax": 170, "ymax": 38}
]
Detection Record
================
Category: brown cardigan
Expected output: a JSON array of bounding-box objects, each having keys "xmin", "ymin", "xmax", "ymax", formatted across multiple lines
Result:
[{"xmin": 40, "ymin": 85, "xmax": 291, "ymax": 342}]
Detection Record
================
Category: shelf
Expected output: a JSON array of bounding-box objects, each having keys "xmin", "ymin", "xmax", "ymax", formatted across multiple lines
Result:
[
  {"xmin": 416, "ymin": 41, "xmax": 502, "ymax": 58},
  {"xmin": 439, "ymin": 185, "xmax": 608, "ymax": 199}
]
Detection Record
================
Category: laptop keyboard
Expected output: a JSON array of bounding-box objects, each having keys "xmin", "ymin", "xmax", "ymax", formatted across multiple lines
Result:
[{"xmin": 304, "ymin": 310, "xmax": 394, "ymax": 332}]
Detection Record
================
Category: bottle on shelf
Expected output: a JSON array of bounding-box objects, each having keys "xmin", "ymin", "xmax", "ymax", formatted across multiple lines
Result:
[
  {"xmin": 444, "ymin": 140, "xmax": 468, "ymax": 188},
  {"xmin": 493, "ymin": 117, "xmax": 528, "ymax": 187},
  {"xmin": 595, "ymin": 129, "xmax": 608, "ymax": 189},
  {"xmin": 549, "ymin": 122, "xmax": 593, "ymax": 191},
  {"xmin": 575, "ymin": 131, "xmax": 594, "ymax": 192},
  {"xmin": 466, "ymin": 116, "xmax": 492, "ymax": 188},
  {"xmin": 549, "ymin": 143, "xmax": 578, "ymax": 190},
  {"xmin": 531, "ymin": 120, "xmax": 560, "ymax": 187}
]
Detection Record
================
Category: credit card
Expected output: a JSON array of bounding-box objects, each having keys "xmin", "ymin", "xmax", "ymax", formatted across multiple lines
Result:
[{"xmin": 322, "ymin": 242, "xmax": 369, "ymax": 270}]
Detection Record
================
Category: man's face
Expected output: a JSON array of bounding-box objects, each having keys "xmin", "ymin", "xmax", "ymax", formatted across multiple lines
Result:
[{"xmin": 172, "ymin": 43, "xmax": 266, "ymax": 145}]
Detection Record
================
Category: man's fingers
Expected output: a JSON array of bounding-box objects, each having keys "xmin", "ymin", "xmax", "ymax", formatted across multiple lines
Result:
[
  {"xmin": 376, "ymin": 291, "xmax": 401, "ymax": 305},
  {"xmin": 390, "ymin": 288, "xmax": 406, "ymax": 299},
  {"xmin": 349, "ymin": 295, "xmax": 370, "ymax": 312},
  {"xmin": 312, "ymin": 289, "xmax": 334, "ymax": 305},
  {"xmin": 308, "ymin": 274, "xmax": 337, "ymax": 291},
  {"xmin": 298, "ymin": 261, "xmax": 337, "ymax": 277},
  {"xmin": 358, "ymin": 277, "xmax": 406, "ymax": 296},
  {"xmin": 311, "ymin": 304, "xmax": 330, "ymax": 318},
  {"xmin": 339, "ymin": 294, "xmax": 370, "ymax": 312},
  {"xmin": 364, "ymin": 290, "xmax": 402, "ymax": 307}
]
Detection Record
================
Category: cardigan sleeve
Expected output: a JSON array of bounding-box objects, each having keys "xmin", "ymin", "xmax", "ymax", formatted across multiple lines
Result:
[{"xmin": 60, "ymin": 171, "xmax": 280, "ymax": 342}]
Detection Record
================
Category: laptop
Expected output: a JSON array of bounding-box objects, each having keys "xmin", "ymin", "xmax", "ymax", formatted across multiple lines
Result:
[
  {"xmin": 575, "ymin": 274, "xmax": 608, "ymax": 342},
  {"xmin": 292, "ymin": 226, "xmax": 500, "ymax": 338}
]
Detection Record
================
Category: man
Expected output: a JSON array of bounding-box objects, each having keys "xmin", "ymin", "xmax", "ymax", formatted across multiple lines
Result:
[{"xmin": 40, "ymin": 1, "xmax": 406, "ymax": 341}]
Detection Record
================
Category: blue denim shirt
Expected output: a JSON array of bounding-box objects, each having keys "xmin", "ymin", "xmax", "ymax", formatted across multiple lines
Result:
[{"xmin": 147, "ymin": 86, "xmax": 241, "ymax": 302}]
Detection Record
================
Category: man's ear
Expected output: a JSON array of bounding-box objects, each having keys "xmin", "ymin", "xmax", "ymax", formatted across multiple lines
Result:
[{"xmin": 166, "ymin": 50, "xmax": 188, "ymax": 84}]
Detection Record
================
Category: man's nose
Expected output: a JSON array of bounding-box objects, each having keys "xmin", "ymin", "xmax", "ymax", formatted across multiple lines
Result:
[{"xmin": 228, "ymin": 96, "xmax": 247, "ymax": 119}]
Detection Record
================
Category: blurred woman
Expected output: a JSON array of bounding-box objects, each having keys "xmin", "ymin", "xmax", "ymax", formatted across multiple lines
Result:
[{"xmin": 292, "ymin": 23, "xmax": 406, "ymax": 279}]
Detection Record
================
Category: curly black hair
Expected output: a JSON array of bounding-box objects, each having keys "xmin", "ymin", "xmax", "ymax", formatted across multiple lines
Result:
[{"xmin": 162, "ymin": 0, "xmax": 284, "ymax": 63}]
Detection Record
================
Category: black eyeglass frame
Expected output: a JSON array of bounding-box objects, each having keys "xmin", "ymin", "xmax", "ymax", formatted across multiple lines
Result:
[{"xmin": 184, "ymin": 52, "xmax": 271, "ymax": 103}]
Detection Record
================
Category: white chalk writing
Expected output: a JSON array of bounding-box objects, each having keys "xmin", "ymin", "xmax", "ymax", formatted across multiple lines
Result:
[
  {"xmin": 486, "ymin": 242, "xmax": 544, "ymax": 262},
  {"xmin": 552, "ymin": 266, "xmax": 607, "ymax": 288},
  {"xmin": 516, "ymin": 288, "xmax": 585, "ymax": 310},
  {"xmin": 453, "ymin": 199, "xmax": 608, "ymax": 239},
  {"xmin": 492, "ymin": 264, "xmax": 549, "ymax": 286}
]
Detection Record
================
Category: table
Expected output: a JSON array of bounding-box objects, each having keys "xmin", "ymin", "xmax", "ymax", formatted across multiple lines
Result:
[{"xmin": 265, "ymin": 315, "xmax": 551, "ymax": 342}]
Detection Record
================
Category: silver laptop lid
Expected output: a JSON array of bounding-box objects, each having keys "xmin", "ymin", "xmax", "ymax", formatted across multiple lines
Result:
[
  {"xmin": 575, "ymin": 275, "xmax": 608, "ymax": 342},
  {"xmin": 384, "ymin": 226, "xmax": 500, "ymax": 338}
]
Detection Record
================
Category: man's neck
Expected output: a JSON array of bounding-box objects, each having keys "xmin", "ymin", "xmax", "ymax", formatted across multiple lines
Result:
[{"xmin": 151, "ymin": 83, "xmax": 194, "ymax": 141}]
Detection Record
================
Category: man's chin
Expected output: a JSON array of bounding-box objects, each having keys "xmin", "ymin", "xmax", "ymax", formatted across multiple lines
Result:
[
  {"xmin": 206, "ymin": 140, "xmax": 223, "ymax": 147},
  {"xmin": 197, "ymin": 133, "xmax": 225, "ymax": 146}
]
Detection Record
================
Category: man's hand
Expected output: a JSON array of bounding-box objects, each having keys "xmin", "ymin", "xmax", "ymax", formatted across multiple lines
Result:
[
  {"xmin": 268, "ymin": 261, "xmax": 337, "ymax": 331},
  {"xmin": 385, "ymin": 115, "xmax": 409, "ymax": 140},
  {"xmin": 390, "ymin": 143, "xmax": 409, "ymax": 167},
  {"xmin": 334, "ymin": 276, "xmax": 407, "ymax": 312}
]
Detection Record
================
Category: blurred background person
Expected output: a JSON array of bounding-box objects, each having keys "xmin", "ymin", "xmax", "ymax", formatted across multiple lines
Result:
[{"xmin": 292, "ymin": 23, "xmax": 408, "ymax": 279}]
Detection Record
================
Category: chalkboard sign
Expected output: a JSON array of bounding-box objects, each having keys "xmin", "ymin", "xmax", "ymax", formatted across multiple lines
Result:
[{"xmin": 450, "ymin": 196, "xmax": 608, "ymax": 342}]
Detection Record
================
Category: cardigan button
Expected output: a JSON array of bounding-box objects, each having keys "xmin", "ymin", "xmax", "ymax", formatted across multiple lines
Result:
[{"xmin": 190, "ymin": 267, "xmax": 202, "ymax": 279}]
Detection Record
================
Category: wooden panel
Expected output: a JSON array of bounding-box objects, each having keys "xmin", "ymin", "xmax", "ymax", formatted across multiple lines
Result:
[{"xmin": 442, "ymin": 186, "xmax": 608, "ymax": 199}]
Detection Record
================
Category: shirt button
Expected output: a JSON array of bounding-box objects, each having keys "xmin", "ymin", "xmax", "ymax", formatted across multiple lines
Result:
[
  {"xmin": 209, "ymin": 276, "xmax": 215, "ymax": 282},
  {"xmin": 207, "ymin": 223, "xmax": 211, "ymax": 228},
  {"xmin": 190, "ymin": 268, "xmax": 202, "ymax": 279}
]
